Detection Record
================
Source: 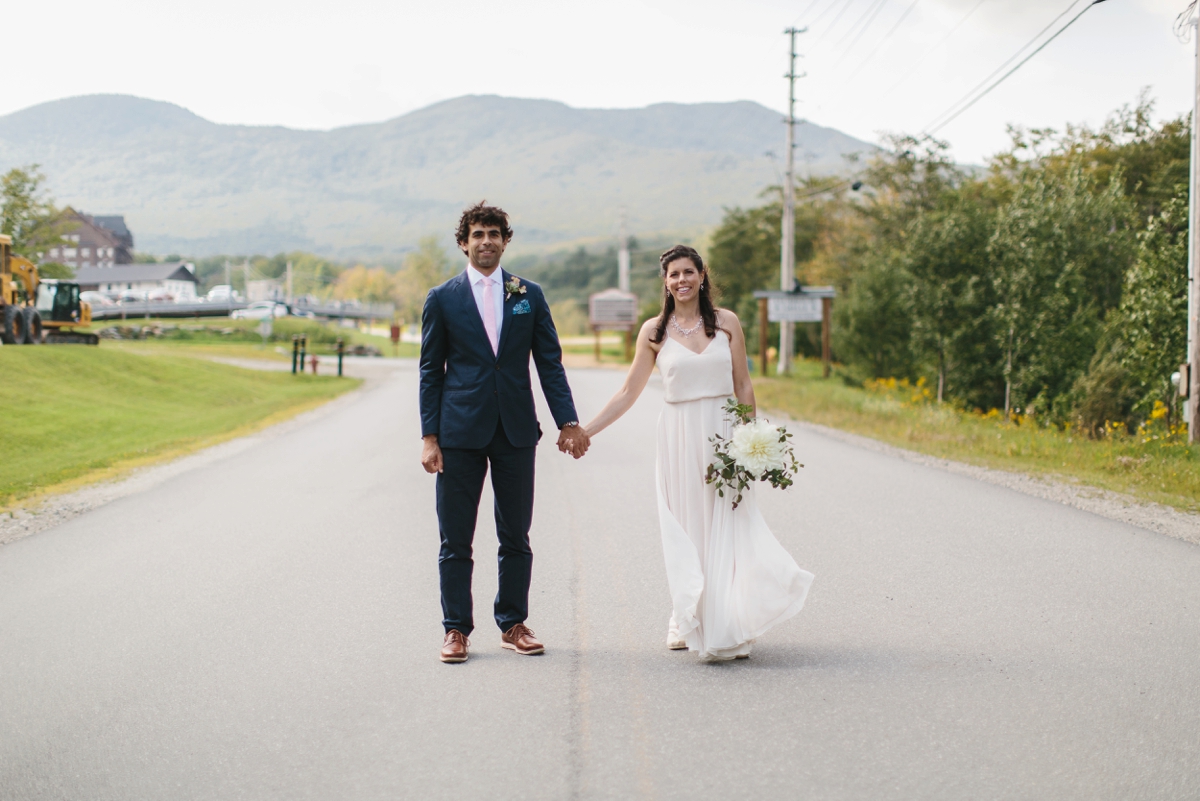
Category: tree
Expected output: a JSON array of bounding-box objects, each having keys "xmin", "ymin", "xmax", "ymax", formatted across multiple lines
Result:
[
  {"xmin": 832, "ymin": 256, "xmax": 916, "ymax": 380},
  {"xmin": 1075, "ymin": 189, "xmax": 1189, "ymax": 432},
  {"xmin": 394, "ymin": 236, "xmax": 452, "ymax": 324},
  {"xmin": 903, "ymin": 189, "xmax": 998, "ymax": 404},
  {"xmin": 988, "ymin": 163, "xmax": 1135, "ymax": 420},
  {"xmin": 0, "ymin": 165, "xmax": 72, "ymax": 257},
  {"xmin": 830, "ymin": 137, "xmax": 962, "ymax": 384},
  {"xmin": 334, "ymin": 265, "xmax": 394, "ymax": 304}
]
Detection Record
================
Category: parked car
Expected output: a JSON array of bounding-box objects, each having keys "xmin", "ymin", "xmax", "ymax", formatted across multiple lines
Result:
[
  {"xmin": 206, "ymin": 285, "xmax": 240, "ymax": 302},
  {"xmin": 147, "ymin": 287, "xmax": 176, "ymax": 302},
  {"xmin": 117, "ymin": 290, "xmax": 148, "ymax": 304},
  {"xmin": 80, "ymin": 291, "xmax": 115, "ymax": 307},
  {"xmin": 232, "ymin": 301, "xmax": 289, "ymax": 320}
]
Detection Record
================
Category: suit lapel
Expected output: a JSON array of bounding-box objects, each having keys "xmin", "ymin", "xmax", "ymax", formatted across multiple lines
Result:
[
  {"xmin": 454, "ymin": 271, "xmax": 492, "ymax": 357},
  {"xmin": 495, "ymin": 270, "xmax": 518, "ymax": 358}
]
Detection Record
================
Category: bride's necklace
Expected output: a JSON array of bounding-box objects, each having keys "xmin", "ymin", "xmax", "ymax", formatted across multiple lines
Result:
[{"xmin": 670, "ymin": 314, "xmax": 704, "ymax": 338}]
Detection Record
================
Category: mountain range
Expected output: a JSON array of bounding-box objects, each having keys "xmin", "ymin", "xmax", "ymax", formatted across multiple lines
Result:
[{"xmin": 0, "ymin": 94, "xmax": 874, "ymax": 259}]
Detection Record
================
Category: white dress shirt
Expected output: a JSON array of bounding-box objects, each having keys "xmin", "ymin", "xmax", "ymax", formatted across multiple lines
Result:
[{"xmin": 465, "ymin": 263, "xmax": 504, "ymax": 341}]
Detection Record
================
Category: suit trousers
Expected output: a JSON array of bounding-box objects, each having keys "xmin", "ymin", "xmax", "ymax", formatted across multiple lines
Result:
[{"xmin": 436, "ymin": 417, "xmax": 536, "ymax": 636}]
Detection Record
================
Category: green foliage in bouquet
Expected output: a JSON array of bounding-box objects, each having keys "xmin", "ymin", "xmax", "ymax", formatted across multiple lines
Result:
[{"xmin": 705, "ymin": 399, "xmax": 802, "ymax": 509}]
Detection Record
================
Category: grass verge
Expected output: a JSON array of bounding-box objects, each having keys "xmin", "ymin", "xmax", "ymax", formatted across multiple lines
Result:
[
  {"xmin": 755, "ymin": 360, "xmax": 1199, "ymax": 514},
  {"xmin": 0, "ymin": 346, "xmax": 360, "ymax": 508}
]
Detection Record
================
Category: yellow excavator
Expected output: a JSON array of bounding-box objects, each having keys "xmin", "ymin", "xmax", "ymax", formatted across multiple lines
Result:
[{"xmin": 0, "ymin": 234, "xmax": 97, "ymax": 345}]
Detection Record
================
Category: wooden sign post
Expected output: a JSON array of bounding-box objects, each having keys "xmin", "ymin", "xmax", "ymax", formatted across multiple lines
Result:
[
  {"xmin": 588, "ymin": 288, "xmax": 638, "ymax": 363},
  {"xmin": 753, "ymin": 287, "xmax": 836, "ymax": 378}
]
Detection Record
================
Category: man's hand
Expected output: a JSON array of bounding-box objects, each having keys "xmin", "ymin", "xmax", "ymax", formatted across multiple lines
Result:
[
  {"xmin": 557, "ymin": 426, "xmax": 591, "ymax": 459},
  {"xmin": 421, "ymin": 435, "xmax": 444, "ymax": 473},
  {"xmin": 570, "ymin": 428, "xmax": 591, "ymax": 459}
]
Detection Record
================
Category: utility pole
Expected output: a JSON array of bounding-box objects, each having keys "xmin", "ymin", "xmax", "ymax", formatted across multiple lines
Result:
[
  {"xmin": 618, "ymin": 207, "xmax": 631, "ymax": 293},
  {"xmin": 243, "ymin": 259, "xmax": 251, "ymax": 302},
  {"xmin": 286, "ymin": 260, "xmax": 294, "ymax": 305},
  {"xmin": 778, "ymin": 26, "xmax": 806, "ymax": 375},
  {"xmin": 1189, "ymin": 15, "xmax": 1200, "ymax": 442},
  {"xmin": 224, "ymin": 259, "xmax": 232, "ymax": 315}
]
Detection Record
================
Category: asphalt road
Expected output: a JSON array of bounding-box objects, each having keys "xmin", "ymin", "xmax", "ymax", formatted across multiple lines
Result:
[{"xmin": 2, "ymin": 361, "xmax": 1198, "ymax": 800}]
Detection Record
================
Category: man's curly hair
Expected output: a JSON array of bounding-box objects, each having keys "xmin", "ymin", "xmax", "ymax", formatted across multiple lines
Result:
[{"xmin": 455, "ymin": 200, "xmax": 513, "ymax": 246}]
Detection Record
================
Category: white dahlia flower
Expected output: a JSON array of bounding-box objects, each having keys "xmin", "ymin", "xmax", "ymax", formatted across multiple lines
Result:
[{"xmin": 728, "ymin": 418, "xmax": 787, "ymax": 476}]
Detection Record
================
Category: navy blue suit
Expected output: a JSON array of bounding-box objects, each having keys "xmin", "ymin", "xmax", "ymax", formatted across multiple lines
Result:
[{"xmin": 419, "ymin": 269, "xmax": 577, "ymax": 635}]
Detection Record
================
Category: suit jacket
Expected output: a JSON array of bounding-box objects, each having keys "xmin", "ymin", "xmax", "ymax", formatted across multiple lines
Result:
[{"xmin": 419, "ymin": 269, "xmax": 578, "ymax": 449}]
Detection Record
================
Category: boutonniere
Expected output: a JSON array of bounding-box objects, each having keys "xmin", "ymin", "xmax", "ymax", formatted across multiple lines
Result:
[{"xmin": 504, "ymin": 275, "xmax": 527, "ymax": 301}]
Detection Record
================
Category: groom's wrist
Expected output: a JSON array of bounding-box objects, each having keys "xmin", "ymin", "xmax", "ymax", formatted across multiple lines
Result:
[{"xmin": 559, "ymin": 421, "xmax": 578, "ymax": 430}]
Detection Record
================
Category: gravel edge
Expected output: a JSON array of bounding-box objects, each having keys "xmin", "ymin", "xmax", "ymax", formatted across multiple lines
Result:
[{"xmin": 786, "ymin": 416, "xmax": 1200, "ymax": 546}]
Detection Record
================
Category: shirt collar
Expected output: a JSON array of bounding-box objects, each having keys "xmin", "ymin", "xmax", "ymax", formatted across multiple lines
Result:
[{"xmin": 465, "ymin": 263, "xmax": 502, "ymax": 285}]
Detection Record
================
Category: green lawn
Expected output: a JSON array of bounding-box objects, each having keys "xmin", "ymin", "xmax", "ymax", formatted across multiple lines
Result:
[
  {"xmin": 755, "ymin": 360, "xmax": 1200, "ymax": 513},
  {"xmin": 0, "ymin": 346, "xmax": 359, "ymax": 507}
]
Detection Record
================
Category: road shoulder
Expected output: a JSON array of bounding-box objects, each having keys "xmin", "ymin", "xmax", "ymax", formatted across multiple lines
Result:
[{"xmin": 785, "ymin": 416, "xmax": 1200, "ymax": 546}]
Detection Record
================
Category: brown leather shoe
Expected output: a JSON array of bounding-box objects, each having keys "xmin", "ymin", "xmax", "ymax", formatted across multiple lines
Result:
[
  {"xmin": 440, "ymin": 630, "xmax": 469, "ymax": 663},
  {"xmin": 501, "ymin": 623, "xmax": 544, "ymax": 655}
]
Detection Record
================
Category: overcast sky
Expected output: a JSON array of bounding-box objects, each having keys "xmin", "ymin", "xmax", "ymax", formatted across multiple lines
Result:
[{"xmin": 4, "ymin": 0, "xmax": 1193, "ymax": 164}]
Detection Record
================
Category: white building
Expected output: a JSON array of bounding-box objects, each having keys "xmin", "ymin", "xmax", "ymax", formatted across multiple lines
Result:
[
  {"xmin": 74, "ymin": 262, "xmax": 199, "ymax": 300},
  {"xmin": 246, "ymin": 279, "xmax": 283, "ymax": 302}
]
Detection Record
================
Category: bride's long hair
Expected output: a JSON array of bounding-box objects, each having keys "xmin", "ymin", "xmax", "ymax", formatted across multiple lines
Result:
[{"xmin": 650, "ymin": 245, "xmax": 720, "ymax": 344}]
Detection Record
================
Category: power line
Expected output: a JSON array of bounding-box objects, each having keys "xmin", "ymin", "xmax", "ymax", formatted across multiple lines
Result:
[
  {"xmin": 923, "ymin": 0, "xmax": 1107, "ymax": 136},
  {"xmin": 813, "ymin": 0, "xmax": 859, "ymax": 45},
  {"xmin": 843, "ymin": 0, "xmax": 919, "ymax": 78},
  {"xmin": 884, "ymin": 0, "xmax": 987, "ymax": 95},
  {"xmin": 921, "ymin": 0, "xmax": 1088, "ymax": 134},
  {"xmin": 833, "ymin": 0, "xmax": 892, "ymax": 66},
  {"xmin": 833, "ymin": 0, "xmax": 889, "ymax": 49},
  {"xmin": 792, "ymin": 0, "xmax": 825, "ymax": 26},
  {"xmin": 806, "ymin": 0, "xmax": 844, "ymax": 28}
]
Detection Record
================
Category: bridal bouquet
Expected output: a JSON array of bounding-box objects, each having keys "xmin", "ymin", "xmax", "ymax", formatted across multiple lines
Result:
[{"xmin": 705, "ymin": 400, "xmax": 801, "ymax": 509}]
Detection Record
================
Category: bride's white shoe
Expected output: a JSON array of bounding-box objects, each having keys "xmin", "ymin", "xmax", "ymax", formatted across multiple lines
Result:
[{"xmin": 667, "ymin": 617, "xmax": 687, "ymax": 650}]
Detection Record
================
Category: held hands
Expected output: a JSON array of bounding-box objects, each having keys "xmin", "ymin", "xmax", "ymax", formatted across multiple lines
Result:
[
  {"xmin": 424, "ymin": 429, "xmax": 586, "ymax": 470},
  {"xmin": 557, "ymin": 425, "xmax": 591, "ymax": 459}
]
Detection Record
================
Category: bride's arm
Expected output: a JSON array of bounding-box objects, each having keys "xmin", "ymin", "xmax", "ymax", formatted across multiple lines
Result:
[
  {"xmin": 722, "ymin": 309, "xmax": 757, "ymax": 416},
  {"xmin": 583, "ymin": 318, "xmax": 661, "ymax": 437}
]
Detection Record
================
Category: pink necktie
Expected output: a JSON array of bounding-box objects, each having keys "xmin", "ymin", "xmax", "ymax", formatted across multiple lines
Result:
[{"xmin": 480, "ymin": 277, "xmax": 499, "ymax": 355}]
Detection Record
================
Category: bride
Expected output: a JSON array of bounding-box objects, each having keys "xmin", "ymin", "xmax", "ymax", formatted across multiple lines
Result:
[{"xmin": 583, "ymin": 245, "xmax": 814, "ymax": 661}]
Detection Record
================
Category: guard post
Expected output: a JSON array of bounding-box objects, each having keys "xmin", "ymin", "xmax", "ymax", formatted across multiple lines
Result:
[
  {"xmin": 588, "ymin": 288, "xmax": 638, "ymax": 363},
  {"xmin": 753, "ymin": 286, "xmax": 836, "ymax": 378},
  {"xmin": 291, "ymin": 335, "xmax": 299, "ymax": 374},
  {"xmin": 299, "ymin": 335, "xmax": 308, "ymax": 373},
  {"xmin": 390, "ymin": 322, "xmax": 401, "ymax": 357},
  {"xmin": 337, "ymin": 338, "xmax": 345, "ymax": 377}
]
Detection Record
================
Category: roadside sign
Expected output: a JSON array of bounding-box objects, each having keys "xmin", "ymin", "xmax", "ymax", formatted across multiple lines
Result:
[
  {"xmin": 752, "ymin": 287, "xmax": 836, "ymax": 378},
  {"xmin": 767, "ymin": 296, "xmax": 823, "ymax": 323},
  {"xmin": 588, "ymin": 288, "xmax": 638, "ymax": 330},
  {"xmin": 258, "ymin": 317, "xmax": 273, "ymax": 343}
]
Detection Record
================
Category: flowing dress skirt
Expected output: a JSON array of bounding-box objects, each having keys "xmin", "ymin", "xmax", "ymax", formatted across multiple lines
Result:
[{"xmin": 656, "ymin": 396, "xmax": 814, "ymax": 660}]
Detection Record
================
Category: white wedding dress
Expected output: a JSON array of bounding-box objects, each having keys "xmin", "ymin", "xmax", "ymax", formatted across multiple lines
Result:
[{"xmin": 656, "ymin": 331, "xmax": 814, "ymax": 660}]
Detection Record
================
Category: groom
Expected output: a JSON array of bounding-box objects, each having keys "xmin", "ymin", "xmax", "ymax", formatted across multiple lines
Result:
[{"xmin": 419, "ymin": 201, "xmax": 589, "ymax": 664}]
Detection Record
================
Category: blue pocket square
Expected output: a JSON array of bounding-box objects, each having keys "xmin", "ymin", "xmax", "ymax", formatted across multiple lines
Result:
[{"xmin": 512, "ymin": 299, "xmax": 531, "ymax": 315}]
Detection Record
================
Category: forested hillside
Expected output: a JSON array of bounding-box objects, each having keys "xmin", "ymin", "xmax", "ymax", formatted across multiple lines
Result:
[{"xmin": 0, "ymin": 94, "xmax": 870, "ymax": 258}]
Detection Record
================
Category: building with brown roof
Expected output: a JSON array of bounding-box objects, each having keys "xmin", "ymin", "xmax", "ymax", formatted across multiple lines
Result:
[{"xmin": 44, "ymin": 209, "xmax": 134, "ymax": 269}]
